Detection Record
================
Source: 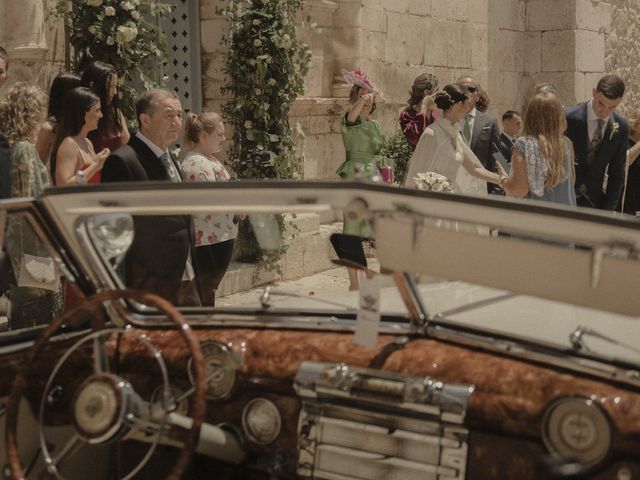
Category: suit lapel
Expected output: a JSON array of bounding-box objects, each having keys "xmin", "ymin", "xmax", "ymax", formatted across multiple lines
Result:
[
  {"xmin": 130, "ymin": 136, "xmax": 170, "ymax": 181},
  {"xmin": 572, "ymin": 103, "xmax": 589, "ymax": 174},
  {"xmin": 470, "ymin": 112, "xmax": 484, "ymax": 151}
]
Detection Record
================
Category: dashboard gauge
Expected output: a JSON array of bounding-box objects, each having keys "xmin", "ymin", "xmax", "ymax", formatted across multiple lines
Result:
[
  {"xmin": 150, "ymin": 384, "xmax": 189, "ymax": 416},
  {"xmin": 188, "ymin": 342, "xmax": 238, "ymax": 400},
  {"xmin": 242, "ymin": 398, "xmax": 282, "ymax": 445},
  {"xmin": 542, "ymin": 397, "xmax": 611, "ymax": 466}
]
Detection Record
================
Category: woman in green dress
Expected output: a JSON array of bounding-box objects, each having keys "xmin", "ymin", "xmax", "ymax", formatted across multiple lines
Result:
[
  {"xmin": 333, "ymin": 69, "xmax": 390, "ymax": 290},
  {"xmin": 336, "ymin": 69, "xmax": 390, "ymax": 180}
]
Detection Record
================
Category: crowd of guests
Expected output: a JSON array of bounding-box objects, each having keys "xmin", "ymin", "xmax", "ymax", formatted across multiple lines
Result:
[
  {"xmin": 336, "ymin": 67, "xmax": 636, "ymax": 217},
  {"xmin": 1, "ymin": 38, "xmax": 639, "ymax": 306},
  {"xmin": 0, "ymin": 46, "xmax": 237, "ymax": 323}
]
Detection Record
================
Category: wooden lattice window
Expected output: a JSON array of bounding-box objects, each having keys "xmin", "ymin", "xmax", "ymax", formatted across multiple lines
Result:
[{"xmin": 160, "ymin": 0, "xmax": 202, "ymax": 114}]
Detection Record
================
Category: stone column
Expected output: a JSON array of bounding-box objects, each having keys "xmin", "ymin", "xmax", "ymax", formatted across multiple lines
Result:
[
  {"xmin": 0, "ymin": 0, "xmax": 64, "ymax": 91},
  {"xmin": 298, "ymin": 0, "xmax": 338, "ymax": 98},
  {"xmin": 2, "ymin": 0, "xmax": 48, "ymax": 58},
  {"xmin": 330, "ymin": 0, "xmax": 364, "ymax": 97}
]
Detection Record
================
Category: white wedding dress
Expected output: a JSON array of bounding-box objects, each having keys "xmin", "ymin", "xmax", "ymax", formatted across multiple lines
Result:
[{"xmin": 404, "ymin": 118, "xmax": 489, "ymax": 234}]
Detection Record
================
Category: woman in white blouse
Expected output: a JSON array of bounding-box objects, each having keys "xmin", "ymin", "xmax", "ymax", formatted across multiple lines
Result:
[
  {"xmin": 180, "ymin": 112, "xmax": 237, "ymax": 306},
  {"xmin": 404, "ymin": 84, "xmax": 508, "ymax": 195}
]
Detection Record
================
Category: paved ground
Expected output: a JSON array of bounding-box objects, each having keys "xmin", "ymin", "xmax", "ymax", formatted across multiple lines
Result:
[{"xmin": 217, "ymin": 258, "xmax": 382, "ymax": 308}]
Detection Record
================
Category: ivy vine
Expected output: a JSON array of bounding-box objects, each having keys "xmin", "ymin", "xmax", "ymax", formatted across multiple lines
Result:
[{"xmin": 220, "ymin": 0, "xmax": 311, "ymax": 180}]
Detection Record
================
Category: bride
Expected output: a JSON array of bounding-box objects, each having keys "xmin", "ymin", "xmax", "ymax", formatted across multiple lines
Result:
[{"xmin": 404, "ymin": 84, "xmax": 508, "ymax": 195}]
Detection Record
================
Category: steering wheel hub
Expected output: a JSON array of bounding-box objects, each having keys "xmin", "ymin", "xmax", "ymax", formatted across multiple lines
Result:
[{"xmin": 72, "ymin": 375, "xmax": 129, "ymax": 443}]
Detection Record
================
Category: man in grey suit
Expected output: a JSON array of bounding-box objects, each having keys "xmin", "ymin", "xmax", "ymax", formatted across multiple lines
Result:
[{"xmin": 456, "ymin": 76, "xmax": 503, "ymax": 194}]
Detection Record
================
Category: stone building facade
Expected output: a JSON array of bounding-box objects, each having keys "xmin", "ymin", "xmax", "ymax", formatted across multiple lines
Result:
[{"xmin": 0, "ymin": 0, "xmax": 637, "ymax": 179}]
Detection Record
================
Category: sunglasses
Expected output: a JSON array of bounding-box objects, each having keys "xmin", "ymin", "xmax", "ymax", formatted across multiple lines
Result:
[{"xmin": 467, "ymin": 86, "xmax": 478, "ymax": 93}]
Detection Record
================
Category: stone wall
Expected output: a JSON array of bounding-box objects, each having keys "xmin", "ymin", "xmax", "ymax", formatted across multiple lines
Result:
[
  {"xmin": 2, "ymin": 0, "xmax": 628, "ymax": 180},
  {"xmin": 290, "ymin": 0, "xmax": 533, "ymax": 179},
  {"xmin": 605, "ymin": 0, "xmax": 640, "ymax": 115}
]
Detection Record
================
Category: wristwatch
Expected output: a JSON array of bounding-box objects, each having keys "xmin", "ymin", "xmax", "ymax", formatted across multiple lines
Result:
[{"xmin": 75, "ymin": 170, "xmax": 87, "ymax": 185}]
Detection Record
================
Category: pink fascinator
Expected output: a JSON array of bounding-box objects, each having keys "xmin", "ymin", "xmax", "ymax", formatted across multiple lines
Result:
[{"xmin": 342, "ymin": 68, "xmax": 383, "ymax": 99}]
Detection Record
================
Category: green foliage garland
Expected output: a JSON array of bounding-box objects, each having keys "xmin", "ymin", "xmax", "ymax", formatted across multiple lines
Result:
[
  {"xmin": 221, "ymin": 0, "xmax": 311, "ymax": 179},
  {"xmin": 53, "ymin": 0, "xmax": 172, "ymax": 120}
]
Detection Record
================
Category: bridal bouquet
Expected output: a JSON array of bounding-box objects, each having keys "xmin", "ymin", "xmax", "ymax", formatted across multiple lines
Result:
[{"xmin": 413, "ymin": 172, "xmax": 455, "ymax": 192}]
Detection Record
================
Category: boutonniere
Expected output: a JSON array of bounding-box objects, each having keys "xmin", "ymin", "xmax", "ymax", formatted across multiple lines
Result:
[{"xmin": 609, "ymin": 122, "xmax": 619, "ymax": 140}]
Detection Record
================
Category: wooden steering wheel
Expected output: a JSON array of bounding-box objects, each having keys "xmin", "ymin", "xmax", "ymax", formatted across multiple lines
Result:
[{"xmin": 4, "ymin": 289, "xmax": 206, "ymax": 480}]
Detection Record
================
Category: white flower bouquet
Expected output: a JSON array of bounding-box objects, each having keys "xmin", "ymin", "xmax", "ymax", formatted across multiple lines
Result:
[{"xmin": 413, "ymin": 172, "xmax": 455, "ymax": 192}]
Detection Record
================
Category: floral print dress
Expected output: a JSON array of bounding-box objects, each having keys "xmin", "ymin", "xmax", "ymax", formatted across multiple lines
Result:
[{"xmin": 180, "ymin": 150, "xmax": 238, "ymax": 246}]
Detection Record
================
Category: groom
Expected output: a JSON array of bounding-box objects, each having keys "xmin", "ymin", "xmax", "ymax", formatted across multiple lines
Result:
[{"xmin": 565, "ymin": 74, "xmax": 628, "ymax": 210}]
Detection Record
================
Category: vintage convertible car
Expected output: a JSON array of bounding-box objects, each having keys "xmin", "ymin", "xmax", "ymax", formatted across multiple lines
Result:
[{"xmin": 0, "ymin": 181, "xmax": 639, "ymax": 480}]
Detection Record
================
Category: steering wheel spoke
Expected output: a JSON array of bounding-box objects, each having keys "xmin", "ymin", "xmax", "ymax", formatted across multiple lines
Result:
[
  {"xmin": 92, "ymin": 336, "xmax": 110, "ymax": 374},
  {"xmin": 46, "ymin": 434, "xmax": 84, "ymax": 473}
]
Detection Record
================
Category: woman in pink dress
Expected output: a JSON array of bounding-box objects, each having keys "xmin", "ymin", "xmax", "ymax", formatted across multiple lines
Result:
[
  {"xmin": 180, "ymin": 112, "xmax": 237, "ymax": 306},
  {"xmin": 52, "ymin": 87, "xmax": 110, "ymax": 185},
  {"xmin": 399, "ymin": 73, "xmax": 439, "ymax": 151}
]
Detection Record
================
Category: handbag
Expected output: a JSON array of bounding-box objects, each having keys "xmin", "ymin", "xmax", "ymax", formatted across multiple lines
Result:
[
  {"xmin": 14, "ymin": 219, "xmax": 60, "ymax": 291},
  {"xmin": 17, "ymin": 254, "xmax": 60, "ymax": 291}
]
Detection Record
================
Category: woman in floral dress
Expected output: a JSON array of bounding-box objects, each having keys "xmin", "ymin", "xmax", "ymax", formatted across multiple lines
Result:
[
  {"xmin": 0, "ymin": 82, "xmax": 64, "ymax": 328},
  {"xmin": 180, "ymin": 112, "xmax": 237, "ymax": 306}
]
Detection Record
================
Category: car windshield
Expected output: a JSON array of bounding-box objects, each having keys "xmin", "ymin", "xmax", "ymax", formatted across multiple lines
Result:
[{"xmin": 49, "ymin": 182, "xmax": 640, "ymax": 368}]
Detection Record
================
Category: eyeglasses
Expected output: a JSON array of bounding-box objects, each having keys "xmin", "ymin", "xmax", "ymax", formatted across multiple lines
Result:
[{"xmin": 467, "ymin": 86, "xmax": 478, "ymax": 93}]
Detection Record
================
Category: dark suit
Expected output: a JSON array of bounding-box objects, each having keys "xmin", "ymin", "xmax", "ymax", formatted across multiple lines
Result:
[
  {"xmin": 565, "ymin": 103, "xmax": 628, "ymax": 210},
  {"xmin": 0, "ymin": 131, "xmax": 11, "ymax": 199},
  {"xmin": 499, "ymin": 133, "xmax": 515, "ymax": 163},
  {"xmin": 101, "ymin": 135, "xmax": 199, "ymax": 305},
  {"xmin": 468, "ymin": 110, "xmax": 502, "ymax": 194}
]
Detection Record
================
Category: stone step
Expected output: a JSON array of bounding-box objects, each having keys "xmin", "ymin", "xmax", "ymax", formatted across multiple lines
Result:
[{"xmin": 217, "ymin": 213, "xmax": 351, "ymax": 298}]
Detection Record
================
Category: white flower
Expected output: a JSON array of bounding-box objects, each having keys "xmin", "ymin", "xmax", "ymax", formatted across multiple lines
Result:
[
  {"xmin": 265, "ymin": 56, "xmax": 272, "ymax": 64},
  {"xmin": 413, "ymin": 172, "xmax": 455, "ymax": 192},
  {"xmin": 253, "ymin": 39, "xmax": 262, "ymax": 47},
  {"xmin": 88, "ymin": 25, "xmax": 98, "ymax": 34},
  {"xmin": 248, "ymin": 59, "xmax": 256, "ymax": 66},
  {"xmin": 106, "ymin": 36, "xmax": 115, "ymax": 45},
  {"xmin": 131, "ymin": 10, "xmax": 140, "ymax": 19},
  {"xmin": 86, "ymin": 0, "xmax": 102, "ymax": 6},
  {"xmin": 269, "ymin": 134, "xmax": 279, "ymax": 143},
  {"xmin": 263, "ymin": 102, "xmax": 269, "ymax": 110},
  {"xmin": 105, "ymin": 6, "xmax": 116, "ymax": 16},
  {"xmin": 116, "ymin": 25, "xmax": 138, "ymax": 43},
  {"xmin": 120, "ymin": 1, "xmax": 134, "ymax": 10},
  {"xmin": 244, "ymin": 121, "xmax": 253, "ymax": 129},
  {"xmin": 610, "ymin": 122, "xmax": 620, "ymax": 140},
  {"xmin": 268, "ymin": 78, "xmax": 276, "ymax": 86},
  {"xmin": 252, "ymin": 19, "xmax": 261, "ymax": 26},
  {"xmin": 255, "ymin": 88, "xmax": 262, "ymax": 95}
]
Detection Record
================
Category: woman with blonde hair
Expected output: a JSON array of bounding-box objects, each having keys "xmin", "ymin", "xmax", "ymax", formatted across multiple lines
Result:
[
  {"xmin": 0, "ymin": 82, "xmax": 51, "ymax": 198},
  {"xmin": 502, "ymin": 92, "xmax": 576, "ymax": 206},
  {"xmin": 0, "ymin": 82, "xmax": 64, "ymax": 327},
  {"xmin": 180, "ymin": 112, "xmax": 237, "ymax": 306},
  {"xmin": 618, "ymin": 106, "xmax": 640, "ymax": 214}
]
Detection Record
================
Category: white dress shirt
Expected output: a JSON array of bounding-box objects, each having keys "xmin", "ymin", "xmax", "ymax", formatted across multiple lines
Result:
[{"xmin": 587, "ymin": 100, "xmax": 610, "ymax": 142}]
